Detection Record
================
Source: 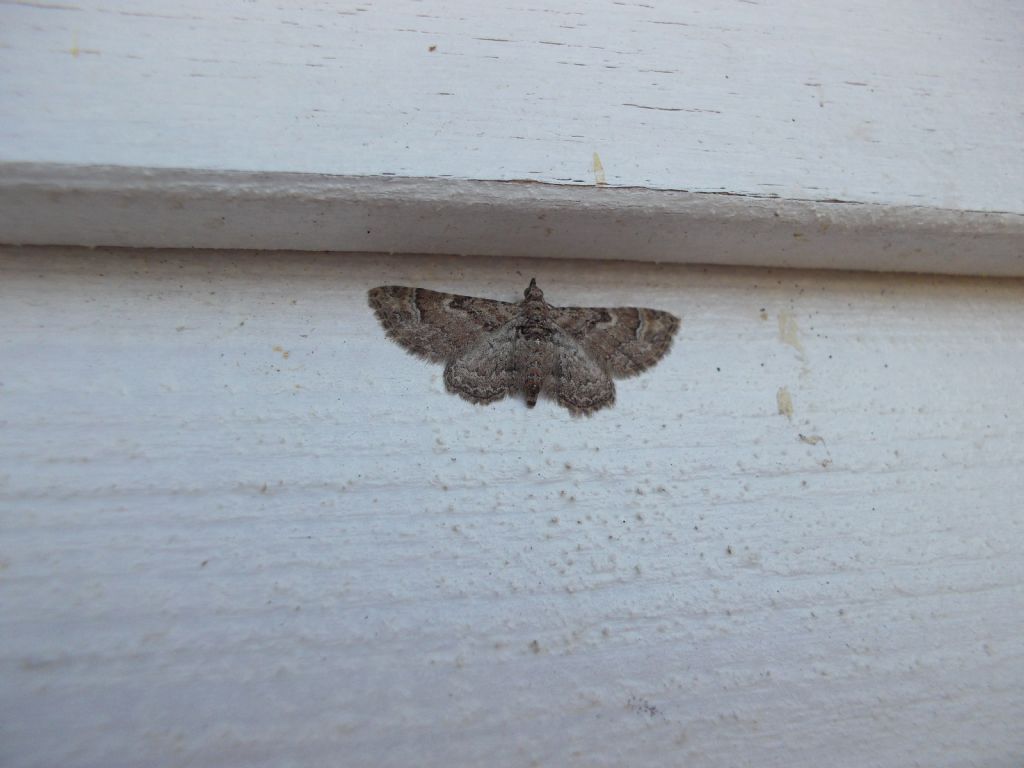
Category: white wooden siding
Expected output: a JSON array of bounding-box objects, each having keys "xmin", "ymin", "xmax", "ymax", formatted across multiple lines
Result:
[
  {"xmin": 2, "ymin": 0, "xmax": 1022, "ymax": 210},
  {"xmin": 3, "ymin": 2, "xmax": 1022, "ymax": 764},
  {"xmin": 2, "ymin": 246, "xmax": 1023, "ymax": 767},
  {"xmin": 1, "ymin": 1, "xmax": 1022, "ymax": 272},
  {"xmin": 3, "ymin": 163, "xmax": 1023, "ymax": 278}
]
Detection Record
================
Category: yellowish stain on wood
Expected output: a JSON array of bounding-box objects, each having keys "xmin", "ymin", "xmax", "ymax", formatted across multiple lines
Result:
[
  {"xmin": 777, "ymin": 310, "xmax": 805, "ymax": 358},
  {"xmin": 777, "ymin": 386, "xmax": 794, "ymax": 419},
  {"xmin": 592, "ymin": 152, "xmax": 607, "ymax": 186}
]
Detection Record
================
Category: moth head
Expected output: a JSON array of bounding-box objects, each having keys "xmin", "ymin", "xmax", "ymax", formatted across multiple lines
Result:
[{"xmin": 524, "ymin": 278, "xmax": 544, "ymax": 301}]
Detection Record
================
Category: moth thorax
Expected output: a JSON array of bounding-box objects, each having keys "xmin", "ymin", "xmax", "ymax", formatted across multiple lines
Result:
[
  {"xmin": 524, "ymin": 278, "xmax": 544, "ymax": 301},
  {"xmin": 521, "ymin": 324, "xmax": 548, "ymax": 341}
]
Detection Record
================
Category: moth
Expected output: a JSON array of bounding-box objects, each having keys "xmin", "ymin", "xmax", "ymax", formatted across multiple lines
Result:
[{"xmin": 368, "ymin": 279, "xmax": 679, "ymax": 415}]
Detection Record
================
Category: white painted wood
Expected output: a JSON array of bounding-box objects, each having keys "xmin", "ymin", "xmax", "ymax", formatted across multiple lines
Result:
[
  {"xmin": 2, "ymin": 245, "xmax": 1023, "ymax": 767},
  {"xmin": 3, "ymin": 162, "xmax": 1023, "ymax": 277},
  {"xmin": 2, "ymin": 0, "xmax": 1021, "ymax": 212},
  {"xmin": 1, "ymin": 1, "xmax": 1023, "ymax": 274}
]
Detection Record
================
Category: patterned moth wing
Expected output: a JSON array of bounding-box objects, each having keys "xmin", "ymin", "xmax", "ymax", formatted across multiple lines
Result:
[
  {"xmin": 367, "ymin": 286, "xmax": 518, "ymax": 363},
  {"xmin": 443, "ymin": 325, "xmax": 517, "ymax": 405},
  {"xmin": 550, "ymin": 332, "xmax": 617, "ymax": 413},
  {"xmin": 368, "ymin": 280, "xmax": 679, "ymax": 415},
  {"xmin": 549, "ymin": 305, "xmax": 680, "ymax": 378}
]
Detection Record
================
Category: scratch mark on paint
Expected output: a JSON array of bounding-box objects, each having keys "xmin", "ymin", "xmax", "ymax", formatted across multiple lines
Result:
[
  {"xmin": 806, "ymin": 83, "xmax": 825, "ymax": 107},
  {"xmin": 19, "ymin": 1, "xmax": 80, "ymax": 9},
  {"xmin": 623, "ymin": 102, "xmax": 721, "ymax": 114}
]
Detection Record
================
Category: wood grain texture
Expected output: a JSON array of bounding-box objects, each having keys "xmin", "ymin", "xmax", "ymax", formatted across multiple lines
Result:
[
  {"xmin": 0, "ymin": 0, "xmax": 1021, "ymax": 213},
  {"xmin": 1, "ymin": 246, "xmax": 1023, "ymax": 767}
]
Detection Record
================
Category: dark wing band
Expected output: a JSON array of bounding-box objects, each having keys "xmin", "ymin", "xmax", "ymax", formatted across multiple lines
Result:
[
  {"xmin": 368, "ymin": 286, "xmax": 518, "ymax": 363},
  {"xmin": 550, "ymin": 306, "xmax": 679, "ymax": 378}
]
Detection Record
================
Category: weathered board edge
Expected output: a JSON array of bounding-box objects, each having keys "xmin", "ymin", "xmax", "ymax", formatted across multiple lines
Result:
[{"xmin": 1, "ymin": 162, "xmax": 1022, "ymax": 277}]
